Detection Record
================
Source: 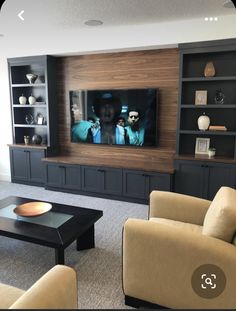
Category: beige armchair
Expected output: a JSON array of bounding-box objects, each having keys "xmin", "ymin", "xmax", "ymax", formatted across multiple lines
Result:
[
  {"xmin": 0, "ymin": 265, "xmax": 77, "ymax": 309},
  {"xmin": 123, "ymin": 187, "xmax": 236, "ymax": 309}
]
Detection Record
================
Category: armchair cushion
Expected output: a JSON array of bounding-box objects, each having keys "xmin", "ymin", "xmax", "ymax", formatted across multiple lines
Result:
[
  {"xmin": 150, "ymin": 217, "xmax": 202, "ymax": 234},
  {"xmin": 202, "ymin": 187, "xmax": 236, "ymax": 242}
]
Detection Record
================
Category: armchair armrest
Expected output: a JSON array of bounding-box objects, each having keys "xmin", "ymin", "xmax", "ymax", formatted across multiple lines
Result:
[
  {"xmin": 149, "ymin": 191, "xmax": 211, "ymax": 225},
  {"xmin": 10, "ymin": 265, "xmax": 77, "ymax": 309},
  {"xmin": 123, "ymin": 219, "xmax": 236, "ymax": 309}
]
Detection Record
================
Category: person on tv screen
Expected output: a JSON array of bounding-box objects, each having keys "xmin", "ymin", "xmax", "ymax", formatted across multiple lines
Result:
[
  {"xmin": 90, "ymin": 93, "xmax": 126, "ymax": 145},
  {"xmin": 117, "ymin": 116, "xmax": 126, "ymax": 128},
  {"xmin": 71, "ymin": 116, "xmax": 100, "ymax": 142},
  {"xmin": 125, "ymin": 107, "xmax": 145, "ymax": 146}
]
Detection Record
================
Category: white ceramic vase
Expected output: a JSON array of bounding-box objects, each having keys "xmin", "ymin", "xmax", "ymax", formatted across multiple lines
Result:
[
  {"xmin": 19, "ymin": 94, "xmax": 27, "ymax": 105},
  {"xmin": 28, "ymin": 95, "xmax": 36, "ymax": 105},
  {"xmin": 197, "ymin": 112, "xmax": 210, "ymax": 131}
]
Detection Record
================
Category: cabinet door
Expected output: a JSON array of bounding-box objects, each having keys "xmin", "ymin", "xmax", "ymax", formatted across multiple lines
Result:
[
  {"xmin": 149, "ymin": 172, "xmax": 172, "ymax": 193},
  {"xmin": 174, "ymin": 160, "xmax": 206, "ymax": 198},
  {"xmin": 101, "ymin": 167, "xmax": 123, "ymax": 196},
  {"xmin": 10, "ymin": 148, "xmax": 28, "ymax": 181},
  {"xmin": 123, "ymin": 170, "xmax": 147, "ymax": 199},
  {"xmin": 63, "ymin": 165, "xmax": 81, "ymax": 190},
  {"xmin": 207, "ymin": 164, "xmax": 236, "ymax": 200},
  {"xmin": 81, "ymin": 166, "xmax": 101, "ymax": 193},
  {"xmin": 45, "ymin": 163, "xmax": 62, "ymax": 187},
  {"xmin": 28, "ymin": 149, "xmax": 45, "ymax": 184}
]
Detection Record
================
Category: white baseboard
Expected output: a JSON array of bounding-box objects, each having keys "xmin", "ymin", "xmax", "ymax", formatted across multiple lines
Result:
[{"xmin": 0, "ymin": 174, "xmax": 11, "ymax": 182}]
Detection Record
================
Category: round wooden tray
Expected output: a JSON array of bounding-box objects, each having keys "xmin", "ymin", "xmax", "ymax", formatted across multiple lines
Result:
[{"xmin": 13, "ymin": 202, "xmax": 52, "ymax": 217}]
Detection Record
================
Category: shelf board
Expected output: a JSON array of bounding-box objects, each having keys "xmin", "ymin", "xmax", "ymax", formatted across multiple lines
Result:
[
  {"xmin": 14, "ymin": 124, "xmax": 47, "ymax": 128},
  {"xmin": 13, "ymin": 104, "xmax": 47, "ymax": 108},
  {"xmin": 174, "ymin": 154, "xmax": 236, "ymax": 163},
  {"xmin": 11, "ymin": 83, "xmax": 45, "ymax": 87},
  {"xmin": 182, "ymin": 76, "xmax": 236, "ymax": 82},
  {"xmin": 181, "ymin": 105, "xmax": 236, "ymax": 109},
  {"xmin": 7, "ymin": 143, "xmax": 48, "ymax": 150},
  {"xmin": 179, "ymin": 130, "xmax": 236, "ymax": 136}
]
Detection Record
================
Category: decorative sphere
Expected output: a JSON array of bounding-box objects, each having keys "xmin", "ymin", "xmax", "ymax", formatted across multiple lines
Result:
[{"xmin": 32, "ymin": 134, "xmax": 42, "ymax": 144}]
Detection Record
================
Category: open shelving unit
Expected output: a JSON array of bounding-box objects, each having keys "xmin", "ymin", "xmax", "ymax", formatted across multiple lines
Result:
[
  {"xmin": 8, "ymin": 55, "xmax": 58, "ymax": 186},
  {"xmin": 8, "ymin": 55, "xmax": 57, "ymax": 148},
  {"xmin": 174, "ymin": 39, "xmax": 236, "ymax": 200},
  {"xmin": 176, "ymin": 40, "xmax": 236, "ymax": 160}
]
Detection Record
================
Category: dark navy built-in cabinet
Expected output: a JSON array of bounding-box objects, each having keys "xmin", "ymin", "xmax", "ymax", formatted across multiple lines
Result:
[
  {"xmin": 10, "ymin": 147, "xmax": 45, "ymax": 185},
  {"xmin": 45, "ymin": 163, "xmax": 80, "ymax": 190},
  {"xmin": 123, "ymin": 169, "xmax": 171, "ymax": 200},
  {"xmin": 44, "ymin": 161, "xmax": 172, "ymax": 203},
  {"xmin": 174, "ymin": 159, "xmax": 236, "ymax": 200}
]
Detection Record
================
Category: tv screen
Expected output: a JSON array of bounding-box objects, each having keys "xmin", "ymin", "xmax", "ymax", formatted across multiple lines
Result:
[{"xmin": 70, "ymin": 88, "xmax": 158, "ymax": 147}]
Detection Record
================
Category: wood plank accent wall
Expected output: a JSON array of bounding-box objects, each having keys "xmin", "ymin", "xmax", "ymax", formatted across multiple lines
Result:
[{"xmin": 56, "ymin": 48, "xmax": 179, "ymax": 172}]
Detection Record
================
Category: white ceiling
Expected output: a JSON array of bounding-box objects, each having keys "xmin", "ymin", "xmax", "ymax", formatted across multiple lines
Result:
[
  {"xmin": 0, "ymin": 0, "xmax": 235, "ymax": 31},
  {"xmin": 0, "ymin": 0, "xmax": 236, "ymax": 56}
]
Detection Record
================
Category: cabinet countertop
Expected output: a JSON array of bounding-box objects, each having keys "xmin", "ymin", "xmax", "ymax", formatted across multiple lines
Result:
[
  {"xmin": 174, "ymin": 154, "xmax": 236, "ymax": 164},
  {"xmin": 8, "ymin": 144, "xmax": 48, "ymax": 150}
]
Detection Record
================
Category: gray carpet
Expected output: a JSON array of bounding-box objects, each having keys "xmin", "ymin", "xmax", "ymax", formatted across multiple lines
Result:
[{"xmin": 0, "ymin": 181, "xmax": 148, "ymax": 309}]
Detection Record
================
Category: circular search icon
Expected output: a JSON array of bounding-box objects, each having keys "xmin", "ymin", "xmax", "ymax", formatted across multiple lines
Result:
[{"xmin": 191, "ymin": 264, "xmax": 226, "ymax": 299}]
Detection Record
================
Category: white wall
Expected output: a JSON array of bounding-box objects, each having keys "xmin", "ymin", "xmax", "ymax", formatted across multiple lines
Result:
[{"xmin": 1, "ymin": 14, "xmax": 236, "ymax": 180}]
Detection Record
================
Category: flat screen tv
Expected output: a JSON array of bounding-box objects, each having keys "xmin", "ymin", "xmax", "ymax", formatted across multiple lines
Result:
[{"xmin": 70, "ymin": 88, "xmax": 158, "ymax": 147}]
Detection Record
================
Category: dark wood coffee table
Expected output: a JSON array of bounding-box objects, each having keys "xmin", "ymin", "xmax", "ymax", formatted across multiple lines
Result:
[{"xmin": 0, "ymin": 196, "xmax": 103, "ymax": 265}]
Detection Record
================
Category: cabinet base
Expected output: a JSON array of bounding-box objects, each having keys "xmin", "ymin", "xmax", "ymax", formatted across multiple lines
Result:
[
  {"xmin": 11, "ymin": 179, "xmax": 44, "ymax": 187},
  {"xmin": 44, "ymin": 185, "xmax": 149, "ymax": 204}
]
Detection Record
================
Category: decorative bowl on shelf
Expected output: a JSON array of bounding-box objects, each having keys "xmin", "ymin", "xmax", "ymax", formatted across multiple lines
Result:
[
  {"xmin": 26, "ymin": 73, "xmax": 38, "ymax": 84},
  {"xmin": 13, "ymin": 202, "xmax": 52, "ymax": 217}
]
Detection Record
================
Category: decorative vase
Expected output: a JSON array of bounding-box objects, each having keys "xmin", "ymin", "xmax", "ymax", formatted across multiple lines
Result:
[
  {"xmin": 28, "ymin": 94, "xmax": 36, "ymax": 105},
  {"xmin": 197, "ymin": 112, "xmax": 210, "ymax": 131},
  {"xmin": 204, "ymin": 62, "xmax": 215, "ymax": 77},
  {"xmin": 24, "ymin": 135, "xmax": 30, "ymax": 145},
  {"xmin": 32, "ymin": 134, "xmax": 42, "ymax": 144},
  {"xmin": 19, "ymin": 94, "xmax": 27, "ymax": 105},
  {"xmin": 26, "ymin": 73, "xmax": 38, "ymax": 84},
  {"xmin": 214, "ymin": 90, "xmax": 225, "ymax": 105}
]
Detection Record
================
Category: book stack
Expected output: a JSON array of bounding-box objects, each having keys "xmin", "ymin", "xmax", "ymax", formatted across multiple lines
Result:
[{"xmin": 208, "ymin": 125, "xmax": 227, "ymax": 131}]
